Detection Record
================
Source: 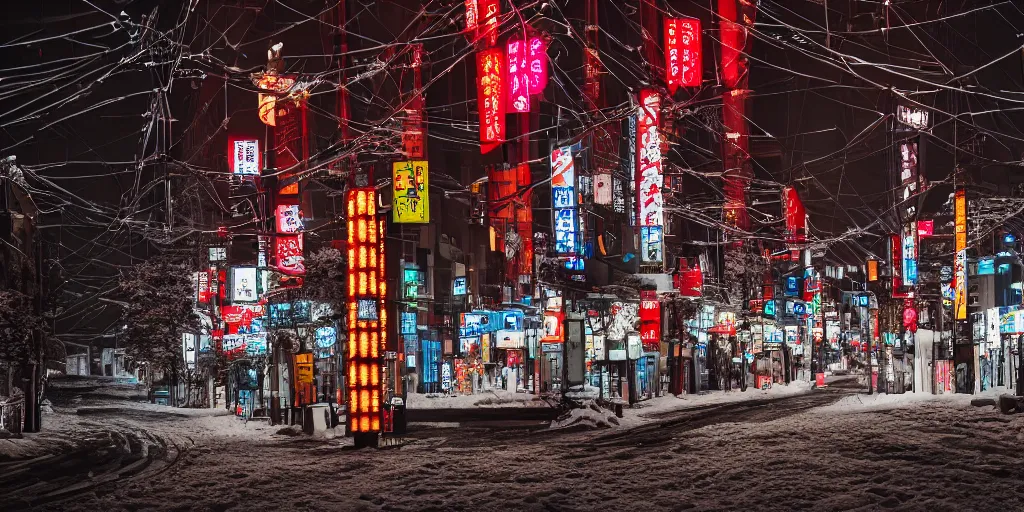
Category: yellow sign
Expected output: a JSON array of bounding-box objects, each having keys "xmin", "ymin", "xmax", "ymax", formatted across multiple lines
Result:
[
  {"xmin": 392, "ymin": 161, "xmax": 429, "ymax": 223},
  {"xmin": 294, "ymin": 353, "xmax": 314, "ymax": 384},
  {"xmin": 954, "ymin": 190, "xmax": 967, "ymax": 320}
]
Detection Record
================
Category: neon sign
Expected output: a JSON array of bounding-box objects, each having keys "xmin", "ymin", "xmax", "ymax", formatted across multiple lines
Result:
[
  {"xmin": 665, "ymin": 18, "xmax": 701, "ymax": 92},
  {"xmin": 507, "ymin": 40, "xmax": 530, "ymax": 113},
  {"xmin": 477, "ymin": 48, "xmax": 504, "ymax": 151}
]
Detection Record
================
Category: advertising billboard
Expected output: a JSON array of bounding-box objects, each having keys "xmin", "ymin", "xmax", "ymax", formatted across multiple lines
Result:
[{"xmin": 392, "ymin": 160, "xmax": 429, "ymax": 223}]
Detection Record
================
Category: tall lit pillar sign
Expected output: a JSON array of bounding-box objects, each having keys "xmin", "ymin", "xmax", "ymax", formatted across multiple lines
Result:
[
  {"xmin": 637, "ymin": 90, "xmax": 663, "ymax": 263},
  {"xmin": 479, "ymin": 0, "xmax": 500, "ymax": 46},
  {"xmin": 551, "ymin": 146, "xmax": 577, "ymax": 255},
  {"xmin": 954, "ymin": 190, "xmax": 967, "ymax": 320},
  {"xmin": 507, "ymin": 40, "xmax": 530, "ymax": 113},
  {"xmin": 228, "ymin": 137, "xmax": 260, "ymax": 175},
  {"xmin": 346, "ymin": 188, "xmax": 387, "ymax": 434},
  {"xmin": 477, "ymin": 48, "xmax": 504, "ymax": 153},
  {"xmin": 392, "ymin": 161, "xmax": 429, "ymax": 223},
  {"xmin": 664, "ymin": 18, "xmax": 702, "ymax": 93}
]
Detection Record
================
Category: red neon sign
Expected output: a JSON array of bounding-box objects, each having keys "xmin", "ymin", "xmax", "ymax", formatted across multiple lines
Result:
[
  {"xmin": 477, "ymin": 48, "xmax": 505, "ymax": 152},
  {"xmin": 528, "ymin": 37, "xmax": 548, "ymax": 93},
  {"xmin": 275, "ymin": 234, "xmax": 305, "ymax": 275},
  {"xmin": 639, "ymin": 291, "xmax": 661, "ymax": 349},
  {"xmin": 636, "ymin": 89, "xmax": 663, "ymax": 227},
  {"xmin": 479, "ymin": 0, "xmax": 499, "ymax": 46},
  {"xmin": 783, "ymin": 186, "xmax": 806, "ymax": 243},
  {"xmin": 665, "ymin": 18, "xmax": 702, "ymax": 92},
  {"xmin": 465, "ymin": 0, "xmax": 478, "ymax": 35},
  {"xmin": 507, "ymin": 40, "xmax": 530, "ymax": 113}
]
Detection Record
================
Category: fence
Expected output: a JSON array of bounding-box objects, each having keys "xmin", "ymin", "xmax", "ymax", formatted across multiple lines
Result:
[{"xmin": 0, "ymin": 395, "xmax": 25, "ymax": 436}]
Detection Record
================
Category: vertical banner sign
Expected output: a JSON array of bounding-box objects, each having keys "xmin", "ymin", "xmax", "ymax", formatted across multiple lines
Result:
[
  {"xmin": 477, "ymin": 48, "xmax": 504, "ymax": 152},
  {"xmin": 507, "ymin": 40, "xmax": 530, "ymax": 113},
  {"xmin": 275, "ymin": 235, "xmax": 305, "ymax": 275},
  {"xmin": 664, "ymin": 18, "xmax": 702, "ymax": 93},
  {"xmin": 346, "ymin": 188, "xmax": 387, "ymax": 434},
  {"xmin": 229, "ymin": 138, "xmax": 260, "ymax": 175},
  {"xmin": 402, "ymin": 45, "xmax": 425, "ymax": 159},
  {"xmin": 516, "ymin": 163, "xmax": 534, "ymax": 275},
  {"xmin": 594, "ymin": 174, "xmax": 613, "ymax": 205},
  {"xmin": 551, "ymin": 146, "xmax": 577, "ymax": 255},
  {"xmin": 902, "ymin": 221, "xmax": 917, "ymax": 287},
  {"xmin": 479, "ymin": 0, "xmax": 500, "ymax": 46},
  {"xmin": 900, "ymin": 141, "xmax": 919, "ymax": 218},
  {"xmin": 890, "ymin": 234, "xmax": 903, "ymax": 298},
  {"xmin": 782, "ymin": 186, "xmax": 806, "ymax": 243},
  {"xmin": 392, "ymin": 161, "xmax": 430, "ymax": 223},
  {"xmin": 488, "ymin": 165, "xmax": 515, "ymax": 252},
  {"xmin": 626, "ymin": 115, "xmax": 637, "ymax": 226},
  {"xmin": 464, "ymin": 0, "xmax": 478, "ymax": 37},
  {"xmin": 527, "ymin": 37, "xmax": 548, "ymax": 94},
  {"xmin": 637, "ymin": 90, "xmax": 663, "ymax": 263},
  {"xmin": 272, "ymin": 90, "xmax": 304, "ymax": 195},
  {"xmin": 954, "ymin": 190, "xmax": 967, "ymax": 320},
  {"xmin": 639, "ymin": 291, "xmax": 661, "ymax": 350}
]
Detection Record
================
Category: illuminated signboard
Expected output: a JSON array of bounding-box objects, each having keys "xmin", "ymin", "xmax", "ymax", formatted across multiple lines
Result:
[
  {"xmin": 763, "ymin": 299, "xmax": 776, "ymax": 317},
  {"xmin": 507, "ymin": 40, "xmax": 530, "ymax": 113},
  {"xmin": 276, "ymin": 204, "xmax": 303, "ymax": 233},
  {"xmin": 639, "ymin": 291, "xmax": 661, "ymax": 349},
  {"xmin": 640, "ymin": 227, "xmax": 663, "ymax": 263},
  {"xmin": 275, "ymin": 234, "xmax": 305, "ymax": 275},
  {"xmin": 551, "ymin": 146, "xmax": 577, "ymax": 255},
  {"xmin": 784, "ymin": 275, "xmax": 799, "ymax": 297},
  {"xmin": 954, "ymin": 190, "xmax": 967, "ymax": 320},
  {"xmin": 392, "ymin": 160, "xmax": 430, "ymax": 223},
  {"xmin": 783, "ymin": 186, "xmax": 806, "ymax": 243},
  {"xmin": 637, "ymin": 90, "xmax": 663, "ymax": 263},
  {"xmin": 978, "ymin": 257, "xmax": 995, "ymax": 276},
  {"xmin": 897, "ymin": 105, "xmax": 929, "ymax": 130},
  {"xmin": 196, "ymin": 271, "xmax": 211, "ymax": 304},
  {"xmin": 594, "ymin": 173, "xmax": 613, "ymax": 205},
  {"xmin": 637, "ymin": 89, "xmax": 663, "ymax": 228},
  {"xmin": 900, "ymin": 141, "xmax": 919, "ymax": 218},
  {"xmin": 465, "ymin": 0, "xmax": 478, "ymax": 34},
  {"xmin": 890, "ymin": 233, "xmax": 907, "ymax": 298},
  {"xmin": 453, "ymin": 276, "xmax": 467, "ymax": 296},
  {"xmin": 664, "ymin": 18, "xmax": 702, "ymax": 92},
  {"xmin": 229, "ymin": 138, "xmax": 260, "ymax": 175},
  {"xmin": 903, "ymin": 222, "xmax": 917, "ymax": 286},
  {"xmin": 346, "ymin": 188, "xmax": 387, "ymax": 435},
  {"xmin": 477, "ymin": 48, "xmax": 504, "ymax": 151},
  {"xmin": 479, "ymin": 0, "xmax": 499, "ymax": 46},
  {"xmin": 867, "ymin": 259, "xmax": 878, "ymax": 282},
  {"xmin": 527, "ymin": 37, "xmax": 548, "ymax": 93},
  {"xmin": 230, "ymin": 266, "xmax": 259, "ymax": 303},
  {"xmin": 554, "ymin": 209, "xmax": 578, "ymax": 255}
]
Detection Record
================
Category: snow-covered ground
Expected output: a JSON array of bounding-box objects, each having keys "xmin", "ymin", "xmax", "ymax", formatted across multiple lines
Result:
[
  {"xmin": 10, "ymin": 376, "xmax": 1024, "ymax": 511},
  {"xmin": 405, "ymin": 389, "xmax": 548, "ymax": 409}
]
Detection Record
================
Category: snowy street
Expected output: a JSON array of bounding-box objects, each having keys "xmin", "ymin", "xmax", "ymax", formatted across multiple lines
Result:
[{"xmin": 4, "ymin": 377, "xmax": 1024, "ymax": 511}]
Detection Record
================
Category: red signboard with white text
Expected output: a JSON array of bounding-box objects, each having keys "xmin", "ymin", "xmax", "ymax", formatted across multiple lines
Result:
[
  {"xmin": 275, "ymin": 234, "xmax": 305, "ymax": 275},
  {"xmin": 783, "ymin": 186, "xmax": 806, "ymax": 243},
  {"xmin": 507, "ymin": 40, "xmax": 530, "ymax": 112},
  {"xmin": 664, "ymin": 18, "xmax": 702, "ymax": 92}
]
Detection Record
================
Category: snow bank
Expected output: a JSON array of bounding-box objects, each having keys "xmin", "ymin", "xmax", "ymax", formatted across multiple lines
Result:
[
  {"xmin": 818, "ymin": 388, "xmax": 1000, "ymax": 415},
  {"xmin": 406, "ymin": 390, "xmax": 547, "ymax": 409}
]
